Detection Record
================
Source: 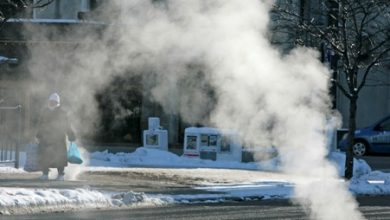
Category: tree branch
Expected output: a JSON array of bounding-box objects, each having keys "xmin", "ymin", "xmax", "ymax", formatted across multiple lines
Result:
[
  {"xmin": 358, "ymin": 47, "xmax": 390, "ymax": 92},
  {"xmin": 333, "ymin": 78, "xmax": 352, "ymax": 99},
  {"xmin": 33, "ymin": 0, "xmax": 55, "ymax": 9}
]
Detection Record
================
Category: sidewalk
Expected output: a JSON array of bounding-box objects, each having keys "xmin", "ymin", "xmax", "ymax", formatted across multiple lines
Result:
[{"xmin": 0, "ymin": 168, "xmax": 202, "ymax": 194}]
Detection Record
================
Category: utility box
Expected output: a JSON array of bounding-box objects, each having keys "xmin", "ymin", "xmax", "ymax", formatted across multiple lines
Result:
[
  {"xmin": 183, "ymin": 127, "xmax": 242, "ymax": 162},
  {"xmin": 143, "ymin": 117, "xmax": 168, "ymax": 151}
]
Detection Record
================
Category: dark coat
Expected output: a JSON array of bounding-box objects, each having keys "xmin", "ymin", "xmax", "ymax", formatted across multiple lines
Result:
[{"xmin": 36, "ymin": 107, "xmax": 75, "ymax": 169}]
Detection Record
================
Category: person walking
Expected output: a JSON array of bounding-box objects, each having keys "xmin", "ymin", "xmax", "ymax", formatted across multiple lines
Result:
[{"xmin": 36, "ymin": 92, "xmax": 76, "ymax": 180}]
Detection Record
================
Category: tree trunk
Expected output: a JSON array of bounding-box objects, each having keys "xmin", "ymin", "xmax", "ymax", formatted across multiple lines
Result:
[{"xmin": 344, "ymin": 96, "xmax": 357, "ymax": 179}]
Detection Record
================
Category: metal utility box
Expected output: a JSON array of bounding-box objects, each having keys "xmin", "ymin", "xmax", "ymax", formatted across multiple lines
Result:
[
  {"xmin": 183, "ymin": 127, "xmax": 242, "ymax": 162},
  {"xmin": 143, "ymin": 117, "xmax": 168, "ymax": 151}
]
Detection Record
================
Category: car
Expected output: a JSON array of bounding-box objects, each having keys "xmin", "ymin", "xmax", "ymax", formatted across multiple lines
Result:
[{"xmin": 339, "ymin": 115, "xmax": 390, "ymax": 156}]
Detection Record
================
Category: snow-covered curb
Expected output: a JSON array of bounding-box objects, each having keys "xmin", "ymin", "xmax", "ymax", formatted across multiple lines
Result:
[
  {"xmin": 0, "ymin": 188, "xmax": 172, "ymax": 215},
  {"xmin": 0, "ymin": 187, "xmax": 275, "ymax": 215},
  {"xmin": 0, "ymin": 187, "xmax": 111, "ymax": 215},
  {"xmin": 350, "ymin": 171, "xmax": 390, "ymax": 195}
]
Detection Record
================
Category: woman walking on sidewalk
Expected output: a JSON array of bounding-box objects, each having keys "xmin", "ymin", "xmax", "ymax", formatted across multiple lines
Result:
[{"xmin": 36, "ymin": 93, "xmax": 76, "ymax": 181}]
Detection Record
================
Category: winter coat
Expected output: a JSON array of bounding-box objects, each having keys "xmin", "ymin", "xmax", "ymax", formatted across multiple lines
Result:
[{"xmin": 36, "ymin": 107, "xmax": 75, "ymax": 169}]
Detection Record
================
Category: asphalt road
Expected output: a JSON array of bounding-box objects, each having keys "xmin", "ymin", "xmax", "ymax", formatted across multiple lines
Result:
[{"xmin": 3, "ymin": 196, "xmax": 390, "ymax": 220}]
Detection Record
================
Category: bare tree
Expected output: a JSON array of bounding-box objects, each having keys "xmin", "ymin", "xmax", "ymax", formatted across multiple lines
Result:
[
  {"xmin": 0, "ymin": 0, "xmax": 54, "ymax": 29},
  {"xmin": 272, "ymin": 0, "xmax": 390, "ymax": 179}
]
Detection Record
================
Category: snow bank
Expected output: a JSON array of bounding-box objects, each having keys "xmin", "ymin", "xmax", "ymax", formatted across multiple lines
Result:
[
  {"xmin": 0, "ymin": 186, "xmax": 280, "ymax": 215},
  {"xmin": 89, "ymin": 147, "xmax": 370, "ymax": 177},
  {"xmin": 89, "ymin": 147, "xmax": 263, "ymax": 170},
  {"xmin": 0, "ymin": 188, "xmax": 172, "ymax": 215},
  {"xmin": 111, "ymin": 192, "xmax": 171, "ymax": 207},
  {"xmin": 349, "ymin": 171, "xmax": 390, "ymax": 195},
  {"xmin": 195, "ymin": 182, "xmax": 293, "ymax": 200},
  {"xmin": 0, "ymin": 187, "xmax": 111, "ymax": 215},
  {"xmin": 0, "ymin": 166, "xmax": 25, "ymax": 174},
  {"xmin": 327, "ymin": 151, "xmax": 371, "ymax": 177}
]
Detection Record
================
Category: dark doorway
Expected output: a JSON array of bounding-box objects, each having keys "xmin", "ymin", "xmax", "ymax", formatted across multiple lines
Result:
[{"xmin": 94, "ymin": 75, "xmax": 142, "ymax": 144}]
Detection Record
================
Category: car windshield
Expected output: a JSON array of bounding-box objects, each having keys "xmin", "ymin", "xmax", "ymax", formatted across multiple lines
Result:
[
  {"xmin": 380, "ymin": 119, "xmax": 390, "ymax": 131},
  {"xmin": 377, "ymin": 118, "xmax": 390, "ymax": 131}
]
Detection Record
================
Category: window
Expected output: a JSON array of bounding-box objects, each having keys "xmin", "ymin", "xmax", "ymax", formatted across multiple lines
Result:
[
  {"xmin": 201, "ymin": 134, "xmax": 208, "ymax": 146},
  {"xmin": 209, "ymin": 135, "xmax": 218, "ymax": 146},
  {"xmin": 200, "ymin": 134, "xmax": 218, "ymax": 147},
  {"xmin": 221, "ymin": 136, "xmax": 231, "ymax": 152},
  {"xmin": 186, "ymin": 136, "xmax": 197, "ymax": 150},
  {"xmin": 146, "ymin": 134, "xmax": 159, "ymax": 146}
]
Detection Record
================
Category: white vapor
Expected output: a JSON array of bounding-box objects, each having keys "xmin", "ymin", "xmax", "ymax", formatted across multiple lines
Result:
[{"xmin": 25, "ymin": 0, "xmax": 364, "ymax": 219}]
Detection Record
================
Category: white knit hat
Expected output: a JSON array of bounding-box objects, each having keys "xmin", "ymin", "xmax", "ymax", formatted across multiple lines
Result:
[{"xmin": 48, "ymin": 93, "xmax": 60, "ymax": 105}]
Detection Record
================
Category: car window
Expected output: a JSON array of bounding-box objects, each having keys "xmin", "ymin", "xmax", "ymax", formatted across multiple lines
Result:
[{"xmin": 381, "ymin": 119, "xmax": 390, "ymax": 131}]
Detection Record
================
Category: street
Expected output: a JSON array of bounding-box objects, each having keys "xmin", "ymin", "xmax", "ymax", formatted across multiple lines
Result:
[{"xmin": 3, "ymin": 196, "xmax": 390, "ymax": 220}]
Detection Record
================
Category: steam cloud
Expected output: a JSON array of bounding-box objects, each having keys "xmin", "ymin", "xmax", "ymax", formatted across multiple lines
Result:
[{"xmin": 25, "ymin": 0, "xmax": 363, "ymax": 219}]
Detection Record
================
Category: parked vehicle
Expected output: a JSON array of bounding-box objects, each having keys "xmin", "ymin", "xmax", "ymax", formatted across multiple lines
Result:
[{"xmin": 339, "ymin": 115, "xmax": 390, "ymax": 156}]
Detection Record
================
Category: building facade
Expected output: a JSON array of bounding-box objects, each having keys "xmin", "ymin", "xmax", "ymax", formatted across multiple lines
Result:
[
  {"xmin": 272, "ymin": 0, "xmax": 390, "ymax": 129},
  {"xmin": 1, "ymin": 0, "xmax": 389, "ymax": 148}
]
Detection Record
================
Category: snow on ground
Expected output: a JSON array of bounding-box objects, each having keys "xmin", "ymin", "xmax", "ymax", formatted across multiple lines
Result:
[
  {"xmin": 0, "ymin": 166, "xmax": 25, "ymax": 174},
  {"xmin": 88, "ymin": 147, "xmax": 266, "ymax": 170},
  {"xmin": 0, "ymin": 147, "xmax": 389, "ymax": 215},
  {"xmin": 0, "ymin": 187, "xmax": 111, "ymax": 215},
  {"xmin": 350, "ymin": 171, "xmax": 390, "ymax": 195},
  {"xmin": 88, "ymin": 147, "xmax": 371, "ymax": 176}
]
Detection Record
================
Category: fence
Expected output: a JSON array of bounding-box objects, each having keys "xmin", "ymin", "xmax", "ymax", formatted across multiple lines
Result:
[{"xmin": 0, "ymin": 105, "xmax": 22, "ymax": 168}]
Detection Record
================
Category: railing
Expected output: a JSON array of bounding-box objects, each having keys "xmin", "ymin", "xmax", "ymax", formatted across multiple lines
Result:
[{"xmin": 0, "ymin": 105, "xmax": 22, "ymax": 168}]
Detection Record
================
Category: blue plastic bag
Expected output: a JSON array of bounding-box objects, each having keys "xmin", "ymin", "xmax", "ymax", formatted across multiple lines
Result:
[{"xmin": 67, "ymin": 142, "xmax": 83, "ymax": 164}]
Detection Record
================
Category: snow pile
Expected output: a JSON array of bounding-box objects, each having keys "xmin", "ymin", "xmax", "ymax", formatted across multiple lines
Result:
[
  {"xmin": 89, "ymin": 147, "xmax": 265, "ymax": 170},
  {"xmin": 0, "ymin": 187, "xmax": 111, "ymax": 215},
  {"xmin": 111, "ymin": 192, "xmax": 171, "ymax": 207},
  {"xmin": 0, "ymin": 186, "xmax": 281, "ymax": 215},
  {"xmin": 0, "ymin": 166, "xmax": 25, "ymax": 174},
  {"xmin": 0, "ymin": 188, "xmax": 171, "ymax": 215},
  {"xmin": 195, "ymin": 181, "xmax": 293, "ymax": 200},
  {"xmin": 89, "ymin": 147, "xmax": 185, "ymax": 167},
  {"xmin": 349, "ymin": 171, "xmax": 390, "ymax": 195},
  {"xmin": 89, "ymin": 147, "xmax": 370, "ymax": 177},
  {"xmin": 327, "ymin": 151, "xmax": 371, "ymax": 177}
]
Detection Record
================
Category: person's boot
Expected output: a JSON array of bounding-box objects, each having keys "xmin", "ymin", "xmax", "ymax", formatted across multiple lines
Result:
[
  {"xmin": 56, "ymin": 174, "xmax": 65, "ymax": 181},
  {"xmin": 39, "ymin": 174, "xmax": 49, "ymax": 180}
]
